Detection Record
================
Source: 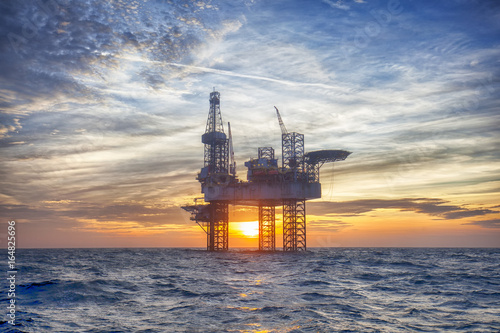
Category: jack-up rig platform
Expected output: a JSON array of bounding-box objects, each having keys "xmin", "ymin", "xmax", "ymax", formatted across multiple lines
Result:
[{"xmin": 182, "ymin": 90, "xmax": 351, "ymax": 251}]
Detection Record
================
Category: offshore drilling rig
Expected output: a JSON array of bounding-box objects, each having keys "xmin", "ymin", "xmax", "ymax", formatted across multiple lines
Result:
[{"xmin": 182, "ymin": 90, "xmax": 350, "ymax": 251}]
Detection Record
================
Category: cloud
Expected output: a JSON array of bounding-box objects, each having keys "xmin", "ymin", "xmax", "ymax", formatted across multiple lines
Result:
[
  {"xmin": 0, "ymin": 201, "xmax": 192, "ymax": 229},
  {"xmin": 464, "ymin": 219, "xmax": 500, "ymax": 229},
  {"xmin": 0, "ymin": 0, "xmax": 240, "ymax": 113},
  {"xmin": 0, "ymin": 1, "xmax": 254, "ymax": 212},
  {"xmin": 162, "ymin": 62, "xmax": 350, "ymax": 93},
  {"xmin": 309, "ymin": 198, "xmax": 498, "ymax": 221},
  {"xmin": 308, "ymin": 219, "xmax": 352, "ymax": 232},
  {"xmin": 0, "ymin": 116, "xmax": 22, "ymax": 139},
  {"xmin": 322, "ymin": 0, "xmax": 350, "ymax": 11}
]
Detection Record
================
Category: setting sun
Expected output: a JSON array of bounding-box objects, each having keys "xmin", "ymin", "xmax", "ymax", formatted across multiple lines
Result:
[{"xmin": 233, "ymin": 221, "xmax": 259, "ymax": 238}]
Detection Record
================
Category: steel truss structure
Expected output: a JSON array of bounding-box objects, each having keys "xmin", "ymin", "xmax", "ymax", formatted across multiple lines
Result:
[
  {"xmin": 259, "ymin": 204, "xmax": 276, "ymax": 251},
  {"xmin": 202, "ymin": 91, "xmax": 229, "ymax": 177},
  {"xmin": 282, "ymin": 132, "xmax": 305, "ymax": 181},
  {"xmin": 283, "ymin": 199, "xmax": 306, "ymax": 251},
  {"xmin": 280, "ymin": 116, "xmax": 306, "ymax": 250},
  {"xmin": 208, "ymin": 201, "xmax": 229, "ymax": 251},
  {"xmin": 258, "ymin": 147, "xmax": 275, "ymax": 160},
  {"xmin": 199, "ymin": 91, "xmax": 231, "ymax": 250}
]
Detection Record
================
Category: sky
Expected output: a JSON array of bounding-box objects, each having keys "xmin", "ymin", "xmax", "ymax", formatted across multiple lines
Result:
[{"xmin": 0, "ymin": 0, "xmax": 499, "ymax": 248}]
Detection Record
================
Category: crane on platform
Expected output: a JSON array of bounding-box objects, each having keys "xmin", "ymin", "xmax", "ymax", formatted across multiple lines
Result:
[
  {"xmin": 275, "ymin": 106, "xmax": 288, "ymax": 135},
  {"xmin": 228, "ymin": 122, "xmax": 236, "ymax": 178}
]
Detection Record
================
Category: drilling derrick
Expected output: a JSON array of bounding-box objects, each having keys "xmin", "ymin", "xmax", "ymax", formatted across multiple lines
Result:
[
  {"xmin": 183, "ymin": 90, "xmax": 351, "ymax": 251},
  {"xmin": 197, "ymin": 90, "xmax": 231, "ymax": 251}
]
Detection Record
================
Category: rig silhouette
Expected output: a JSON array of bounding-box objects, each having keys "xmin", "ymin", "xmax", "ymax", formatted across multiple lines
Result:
[{"xmin": 183, "ymin": 90, "xmax": 351, "ymax": 251}]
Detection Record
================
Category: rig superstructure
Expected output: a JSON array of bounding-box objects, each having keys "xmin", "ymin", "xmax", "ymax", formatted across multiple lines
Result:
[{"xmin": 182, "ymin": 90, "xmax": 351, "ymax": 251}]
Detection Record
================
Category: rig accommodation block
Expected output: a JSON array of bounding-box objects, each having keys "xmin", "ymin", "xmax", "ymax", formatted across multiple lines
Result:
[{"xmin": 183, "ymin": 90, "xmax": 351, "ymax": 251}]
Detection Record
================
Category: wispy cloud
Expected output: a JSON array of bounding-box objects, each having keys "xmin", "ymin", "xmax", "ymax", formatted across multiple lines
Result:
[
  {"xmin": 163, "ymin": 62, "xmax": 351, "ymax": 93},
  {"xmin": 310, "ymin": 199, "xmax": 499, "ymax": 222},
  {"xmin": 322, "ymin": 0, "xmax": 350, "ymax": 11},
  {"xmin": 464, "ymin": 219, "xmax": 500, "ymax": 229}
]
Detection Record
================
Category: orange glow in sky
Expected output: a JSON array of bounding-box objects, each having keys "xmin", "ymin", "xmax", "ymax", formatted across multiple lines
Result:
[{"xmin": 232, "ymin": 221, "xmax": 259, "ymax": 238}]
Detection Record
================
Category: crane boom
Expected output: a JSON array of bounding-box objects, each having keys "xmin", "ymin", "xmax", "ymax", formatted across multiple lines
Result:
[
  {"xmin": 275, "ymin": 106, "xmax": 288, "ymax": 135},
  {"xmin": 228, "ymin": 122, "xmax": 236, "ymax": 177}
]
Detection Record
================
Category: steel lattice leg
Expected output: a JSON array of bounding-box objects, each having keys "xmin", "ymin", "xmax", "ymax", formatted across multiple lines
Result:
[
  {"xmin": 208, "ymin": 202, "xmax": 228, "ymax": 251},
  {"xmin": 259, "ymin": 204, "xmax": 276, "ymax": 251},
  {"xmin": 282, "ymin": 199, "xmax": 306, "ymax": 251}
]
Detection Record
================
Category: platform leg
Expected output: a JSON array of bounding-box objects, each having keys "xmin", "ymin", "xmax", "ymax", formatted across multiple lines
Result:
[
  {"xmin": 259, "ymin": 204, "xmax": 276, "ymax": 251},
  {"xmin": 208, "ymin": 201, "xmax": 228, "ymax": 251},
  {"xmin": 282, "ymin": 199, "xmax": 306, "ymax": 251}
]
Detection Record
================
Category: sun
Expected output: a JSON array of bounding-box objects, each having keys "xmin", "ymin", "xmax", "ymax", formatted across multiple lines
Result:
[{"xmin": 236, "ymin": 221, "xmax": 259, "ymax": 238}]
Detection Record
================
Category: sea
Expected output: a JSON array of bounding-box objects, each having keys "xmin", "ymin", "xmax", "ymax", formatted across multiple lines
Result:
[{"xmin": 1, "ymin": 248, "xmax": 499, "ymax": 332}]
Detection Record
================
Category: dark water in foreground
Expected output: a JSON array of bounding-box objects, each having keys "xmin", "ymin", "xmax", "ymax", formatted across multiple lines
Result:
[{"xmin": 1, "ymin": 248, "xmax": 499, "ymax": 332}]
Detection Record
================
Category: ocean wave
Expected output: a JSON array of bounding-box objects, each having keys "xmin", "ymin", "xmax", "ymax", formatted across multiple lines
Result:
[{"xmin": 7, "ymin": 248, "xmax": 500, "ymax": 333}]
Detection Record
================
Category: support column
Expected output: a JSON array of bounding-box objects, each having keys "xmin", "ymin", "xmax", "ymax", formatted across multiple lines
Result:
[
  {"xmin": 259, "ymin": 204, "xmax": 276, "ymax": 251},
  {"xmin": 208, "ymin": 201, "xmax": 228, "ymax": 251},
  {"xmin": 282, "ymin": 199, "xmax": 306, "ymax": 251}
]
